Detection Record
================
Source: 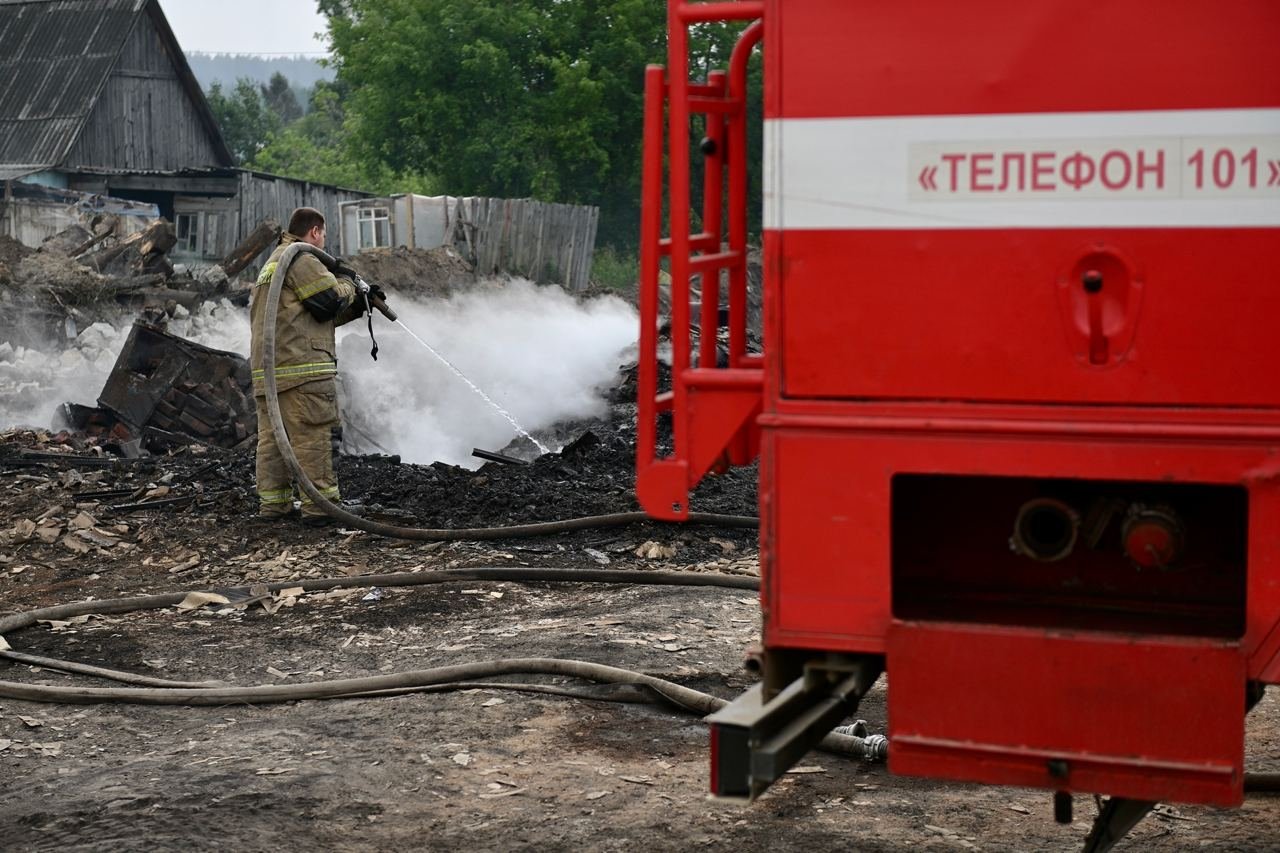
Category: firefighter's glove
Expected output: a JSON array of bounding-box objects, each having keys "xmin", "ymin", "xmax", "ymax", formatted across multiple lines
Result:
[{"xmin": 367, "ymin": 283, "xmax": 388, "ymax": 305}]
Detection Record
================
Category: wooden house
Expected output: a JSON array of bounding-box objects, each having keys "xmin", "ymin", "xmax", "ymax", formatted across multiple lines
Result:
[{"xmin": 0, "ymin": 0, "xmax": 368, "ymax": 264}]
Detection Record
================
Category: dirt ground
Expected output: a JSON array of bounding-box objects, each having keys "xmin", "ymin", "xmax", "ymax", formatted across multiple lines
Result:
[
  {"xmin": 344, "ymin": 246, "xmax": 477, "ymax": 300},
  {"xmin": 1, "ymin": 403, "xmax": 1277, "ymax": 851}
]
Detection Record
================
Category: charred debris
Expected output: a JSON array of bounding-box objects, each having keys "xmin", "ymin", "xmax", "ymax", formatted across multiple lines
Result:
[{"xmin": 1, "ymin": 216, "xmax": 277, "ymax": 455}]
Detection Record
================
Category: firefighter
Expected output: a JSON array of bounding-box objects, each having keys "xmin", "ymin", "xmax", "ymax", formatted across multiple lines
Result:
[{"xmin": 248, "ymin": 207, "xmax": 377, "ymax": 525}]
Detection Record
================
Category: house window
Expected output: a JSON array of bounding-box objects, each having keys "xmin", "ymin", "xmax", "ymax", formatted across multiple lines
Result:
[
  {"xmin": 357, "ymin": 207, "xmax": 391, "ymax": 248},
  {"xmin": 175, "ymin": 212, "xmax": 200, "ymax": 254}
]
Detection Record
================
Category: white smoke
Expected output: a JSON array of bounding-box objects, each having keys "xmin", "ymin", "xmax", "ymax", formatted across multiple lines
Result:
[
  {"xmin": 168, "ymin": 298, "xmax": 252, "ymax": 355},
  {"xmin": 0, "ymin": 328, "xmax": 118, "ymax": 429},
  {"xmin": 0, "ymin": 282, "xmax": 637, "ymax": 468},
  {"xmin": 337, "ymin": 278, "xmax": 637, "ymax": 466}
]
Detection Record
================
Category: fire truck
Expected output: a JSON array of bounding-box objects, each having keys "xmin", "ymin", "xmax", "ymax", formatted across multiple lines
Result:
[{"xmin": 634, "ymin": 1, "xmax": 1280, "ymax": 848}]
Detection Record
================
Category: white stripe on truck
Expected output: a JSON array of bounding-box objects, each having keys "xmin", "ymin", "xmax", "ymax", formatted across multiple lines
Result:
[{"xmin": 764, "ymin": 109, "xmax": 1280, "ymax": 229}]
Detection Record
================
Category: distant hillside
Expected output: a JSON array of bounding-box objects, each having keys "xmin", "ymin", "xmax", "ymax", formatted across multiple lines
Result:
[{"xmin": 186, "ymin": 53, "xmax": 334, "ymax": 90}]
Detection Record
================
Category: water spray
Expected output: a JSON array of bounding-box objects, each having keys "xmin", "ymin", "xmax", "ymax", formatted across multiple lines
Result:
[
  {"xmin": 350, "ymin": 272, "xmax": 550, "ymax": 455},
  {"xmin": 390, "ymin": 319, "xmax": 552, "ymax": 455}
]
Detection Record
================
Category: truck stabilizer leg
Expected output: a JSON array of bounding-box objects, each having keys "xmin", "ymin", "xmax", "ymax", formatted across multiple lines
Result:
[{"xmin": 707, "ymin": 656, "xmax": 881, "ymax": 799}]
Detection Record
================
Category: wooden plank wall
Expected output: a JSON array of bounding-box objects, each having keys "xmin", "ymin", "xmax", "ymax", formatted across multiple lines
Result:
[
  {"xmin": 236, "ymin": 172, "xmax": 370, "ymax": 271},
  {"xmin": 63, "ymin": 13, "xmax": 223, "ymax": 172},
  {"xmin": 237, "ymin": 172, "xmax": 369, "ymax": 252},
  {"xmin": 451, "ymin": 197, "xmax": 599, "ymax": 292}
]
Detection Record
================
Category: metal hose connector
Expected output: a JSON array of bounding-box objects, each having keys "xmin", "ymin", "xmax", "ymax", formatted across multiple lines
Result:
[{"xmin": 1010, "ymin": 497, "xmax": 1080, "ymax": 562}]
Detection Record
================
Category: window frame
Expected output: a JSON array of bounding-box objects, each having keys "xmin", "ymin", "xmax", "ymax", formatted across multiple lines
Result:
[
  {"xmin": 356, "ymin": 206, "xmax": 392, "ymax": 249},
  {"xmin": 175, "ymin": 212, "xmax": 201, "ymax": 254}
]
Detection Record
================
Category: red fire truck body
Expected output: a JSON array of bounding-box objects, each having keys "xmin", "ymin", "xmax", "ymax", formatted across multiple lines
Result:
[{"xmin": 636, "ymin": 0, "xmax": 1280, "ymax": 843}]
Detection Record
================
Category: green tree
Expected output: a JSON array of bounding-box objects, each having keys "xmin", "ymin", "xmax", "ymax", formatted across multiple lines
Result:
[
  {"xmin": 320, "ymin": 0, "xmax": 667, "ymax": 245},
  {"xmin": 206, "ymin": 77, "xmax": 281, "ymax": 164},
  {"xmin": 249, "ymin": 80, "xmax": 437, "ymax": 194},
  {"xmin": 260, "ymin": 71, "xmax": 303, "ymax": 124},
  {"xmin": 316, "ymin": 1, "xmax": 763, "ymax": 247}
]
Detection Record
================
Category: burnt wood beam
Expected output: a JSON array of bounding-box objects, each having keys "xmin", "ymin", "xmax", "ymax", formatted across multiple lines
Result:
[{"xmin": 220, "ymin": 218, "xmax": 280, "ymax": 278}]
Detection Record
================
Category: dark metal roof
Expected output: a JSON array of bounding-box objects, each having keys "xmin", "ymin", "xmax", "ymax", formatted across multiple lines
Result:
[{"xmin": 0, "ymin": 0, "xmax": 233, "ymax": 172}]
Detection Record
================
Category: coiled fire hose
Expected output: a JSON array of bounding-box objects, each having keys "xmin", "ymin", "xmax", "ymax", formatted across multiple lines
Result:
[
  {"xmin": 0, "ymin": 566, "xmax": 884, "ymax": 762},
  {"xmin": 263, "ymin": 241, "xmax": 757, "ymax": 540}
]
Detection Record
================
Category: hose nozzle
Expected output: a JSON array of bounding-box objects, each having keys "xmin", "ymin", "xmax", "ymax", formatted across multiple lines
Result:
[
  {"xmin": 369, "ymin": 294, "xmax": 397, "ymax": 322},
  {"xmin": 354, "ymin": 275, "xmax": 398, "ymax": 321}
]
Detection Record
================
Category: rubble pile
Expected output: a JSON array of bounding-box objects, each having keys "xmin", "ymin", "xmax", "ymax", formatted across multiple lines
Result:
[
  {"xmin": 0, "ymin": 234, "xmax": 32, "ymax": 289},
  {"xmin": 0, "ymin": 218, "xmax": 249, "ymax": 351},
  {"xmin": 59, "ymin": 321, "xmax": 257, "ymax": 455},
  {"xmin": 345, "ymin": 425, "xmax": 754, "ymax": 529},
  {"xmin": 344, "ymin": 244, "xmax": 476, "ymax": 299},
  {"xmin": 0, "ymin": 353, "xmax": 757, "ymax": 573}
]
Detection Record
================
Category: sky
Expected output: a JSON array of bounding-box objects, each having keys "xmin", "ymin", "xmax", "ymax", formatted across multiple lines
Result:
[{"xmin": 158, "ymin": 0, "xmax": 330, "ymax": 56}]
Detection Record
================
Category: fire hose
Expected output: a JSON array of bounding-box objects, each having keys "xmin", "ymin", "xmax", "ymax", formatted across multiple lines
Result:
[
  {"xmin": 0, "ymin": 566, "xmax": 883, "ymax": 762},
  {"xmin": 262, "ymin": 241, "xmax": 757, "ymax": 540},
  {"xmin": 1, "ymin": 567, "xmax": 1272, "ymax": 785}
]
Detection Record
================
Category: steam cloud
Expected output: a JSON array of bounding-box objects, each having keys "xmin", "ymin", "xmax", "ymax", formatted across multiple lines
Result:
[
  {"xmin": 0, "ymin": 335, "xmax": 113, "ymax": 430},
  {"xmin": 0, "ymin": 282, "xmax": 639, "ymax": 471},
  {"xmin": 337, "ymin": 279, "xmax": 637, "ymax": 466}
]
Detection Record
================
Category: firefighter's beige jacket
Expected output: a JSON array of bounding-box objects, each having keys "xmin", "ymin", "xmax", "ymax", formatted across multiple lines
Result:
[{"xmin": 249, "ymin": 233, "xmax": 361, "ymax": 396}]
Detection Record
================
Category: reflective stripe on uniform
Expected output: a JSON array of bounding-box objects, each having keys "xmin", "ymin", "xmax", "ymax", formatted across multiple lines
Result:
[
  {"xmin": 293, "ymin": 275, "xmax": 334, "ymax": 300},
  {"xmin": 256, "ymin": 262, "xmax": 278, "ymax": 287},
  {"xmin": 258, "ymin": 487, "xmax": 293, "ymax": 505},
  {"xmin": 299, "ymin": 485, "xmax": 341, "ymax": 505},
  {"xmin": 251, "ymin": 361, "xmax": 338, "ymax": 380}
]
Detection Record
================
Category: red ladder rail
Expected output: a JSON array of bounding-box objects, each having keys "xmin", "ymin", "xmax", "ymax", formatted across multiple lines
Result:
[{"xmin": 637, "ymin": 3, "xmax": 764, "ymax": 521}]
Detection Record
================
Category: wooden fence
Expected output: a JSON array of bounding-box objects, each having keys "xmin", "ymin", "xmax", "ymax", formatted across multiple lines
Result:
[{"xmin": 449, "ymin": 197, "xmax": 599, "ymax": 292}]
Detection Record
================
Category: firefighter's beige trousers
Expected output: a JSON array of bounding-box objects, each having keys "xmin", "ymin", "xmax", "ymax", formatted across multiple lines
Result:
[{"xmin": 253, "ymin": 379, "xmax": 341, "ymax": 518}]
